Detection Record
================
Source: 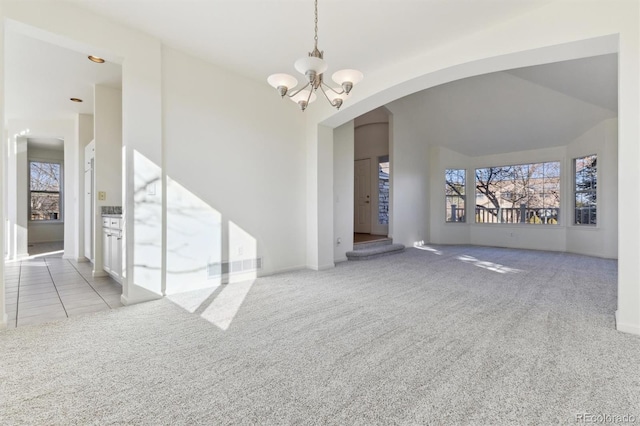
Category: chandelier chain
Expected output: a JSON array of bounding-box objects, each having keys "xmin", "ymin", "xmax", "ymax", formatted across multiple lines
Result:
[{"xmin": 314, "ymin": 0, "xmax": 318, "ymax": 49}]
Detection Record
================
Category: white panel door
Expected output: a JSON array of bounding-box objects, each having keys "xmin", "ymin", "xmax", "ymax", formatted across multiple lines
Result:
[{"xmin": 354, "ymin": 159, "xmax": 371, "ymax": 234}]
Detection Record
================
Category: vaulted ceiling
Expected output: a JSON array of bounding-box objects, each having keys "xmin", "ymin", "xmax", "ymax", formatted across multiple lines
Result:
[{"xmin": 4, "ymin": 1, "xmax": 617, "ymax": 157}]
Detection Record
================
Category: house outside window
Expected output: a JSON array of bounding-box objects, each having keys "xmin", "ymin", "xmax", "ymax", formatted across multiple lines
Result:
[
  {"xmin": 475, "ymin": 162, "xmax": 560, "ymax": 224},
  {"xmin": 29, "ymin": 161, "xmax": 62, "ymax": 221},
  {"xmin": 445, "ymin": 169, "xmax": 466, "ymax": 222},
  {"xmin": 574, "ymin": 154, "xmax": 597, "ymax": 225}
]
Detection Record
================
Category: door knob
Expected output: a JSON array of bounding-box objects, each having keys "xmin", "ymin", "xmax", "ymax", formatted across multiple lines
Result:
[{"xmin": 365, "ymin": 201, "xmax": 370, "ymax": 203}]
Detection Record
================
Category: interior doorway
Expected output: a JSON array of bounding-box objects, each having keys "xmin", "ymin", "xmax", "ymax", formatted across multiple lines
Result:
[
  {"xmin": 353, "ymin": 108, "xmax": 390, "ymax": 244},
  {"xmin": 354, "ymin": 158, "xmax": 371, "ymax": 234}
]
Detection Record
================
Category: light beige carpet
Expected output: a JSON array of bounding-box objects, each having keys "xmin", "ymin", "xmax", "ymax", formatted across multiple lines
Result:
[{"xmin": 1, "ymin": 246, "xmax": 638, "ymax": 425}]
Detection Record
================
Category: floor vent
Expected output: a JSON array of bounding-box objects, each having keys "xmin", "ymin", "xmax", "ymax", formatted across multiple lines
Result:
[{"xmin": 207, "ymin": 258, "xmax": 262, "ymax": 279}]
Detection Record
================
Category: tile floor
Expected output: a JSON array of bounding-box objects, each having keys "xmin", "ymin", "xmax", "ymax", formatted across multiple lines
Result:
[{"xmin": 4, "ymin": 243, "xmax": 124, "ymax": 329}]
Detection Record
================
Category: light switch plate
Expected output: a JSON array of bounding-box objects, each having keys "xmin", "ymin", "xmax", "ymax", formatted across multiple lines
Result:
[{"xmin": 98, "ymin": 191, "xmax": 106, "ymax": 201}]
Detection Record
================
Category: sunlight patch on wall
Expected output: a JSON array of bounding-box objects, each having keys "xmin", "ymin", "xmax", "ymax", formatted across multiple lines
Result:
[
  {"xmin": 166, "ymin": 176, "xmax": 222, "ymax": 295},
  {"xmin": 164, "ymin": 214, "xmax": 258, "ymax": 330},
  {"xmin": 457, "ymin": 255, "xmax": 522, "ymax": 274},
  {"xmin": 133, "ymin": 150, "xmax": 162, "ymax": 295}
]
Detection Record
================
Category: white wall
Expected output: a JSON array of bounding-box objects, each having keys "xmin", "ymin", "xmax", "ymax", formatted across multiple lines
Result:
[
  {"xmin": 385, "ymin": 103, "xmax": 430, "ymax": 246},
  {"xmin": 27, "ymin": 147, "xmax": 64, "ymax": 244},
  {"xmin": 566, "ymin": 119, "xmax": 618, "ymax": 258},
  {"xmin": 0, "ymin": 13, "xmax": 4, "ymax": 328},
  {"xmin": 93, "ymin": 85, "xmax": 122, "ymax": 276},
  {"xmin": 333, "ymin": 121, "xmax": 354, "ymax": 262},
  {"xmin": 162, "ymin": 46, "xmax": 307, "ymax": 293}
]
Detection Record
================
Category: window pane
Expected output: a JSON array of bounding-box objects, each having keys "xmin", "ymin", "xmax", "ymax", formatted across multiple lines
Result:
[
  {"xmin": 574, "ymin": 155, "xmax": 596, "ymax": 225},
  {"xmin": 378, "ymin": 157, "xmax": 389, "ymax": 225},
  {"xmin": 445, "ymin": 169, "xmax": 465, "ymax": 222},
  {"xmin": 31, "ymin": 192, "xmax": 60, "ymax": 221},
  {"xmin": 30, "ymin": 162, "xmax": 60, "ymax": 191},
  {"xmin": 475, "ymin": 162, "xmax": 560, "ymax": 225},
  {"xmin": 29, "ymin": 161, "xmax": 61, "ymax": 221}
]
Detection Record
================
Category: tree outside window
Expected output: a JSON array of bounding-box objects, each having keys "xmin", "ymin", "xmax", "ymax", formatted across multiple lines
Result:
[
  {"xmin": 30, "ymin": 161, "xmax": 62, "ymax": 221},
  {"xmin": 574, "ymin": 154, "xmax": 597, "ymax": 225},
  {"xmin": 445, "ymin": 169, "xmax": 466, "ymax": 222},
  {"xmin": 475, "ymin": 162, "xmax": 560, "ymax": 224}
]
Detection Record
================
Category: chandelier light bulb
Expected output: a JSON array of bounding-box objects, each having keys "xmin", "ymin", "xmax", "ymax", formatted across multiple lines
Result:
[
  {"xmin": 332, "ymin": 69, "xmax": 364, "ymax": 94},
  {"xmin": 294, "ymin": 56, "xmax": 328, "ymax": 77},
  {"xmin": 267, "ymin": 73, "xmax": 299, "ymax": 97}
]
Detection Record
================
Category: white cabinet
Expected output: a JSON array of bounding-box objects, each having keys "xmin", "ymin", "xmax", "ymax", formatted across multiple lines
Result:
[
  {"xmin": 102, "ymin": 216, "xmax": 122, "ymax": 283},
  {"xmin": 103, "ymin": 228, "xmax": 112, "ymax": 274}
]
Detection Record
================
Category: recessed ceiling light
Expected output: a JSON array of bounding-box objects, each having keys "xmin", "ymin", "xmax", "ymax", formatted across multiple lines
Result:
[
  {"xmin": 88, "ymin": 55, "xmax": 105, "ymax": 63},
  {"xmin": 70, "ymin": 98, "xmax": 83, "ymax": 103}
]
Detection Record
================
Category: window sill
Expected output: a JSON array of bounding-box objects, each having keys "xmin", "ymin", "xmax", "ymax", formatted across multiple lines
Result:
[{"xmin": 29, "ymin": 220, "xmax": 64, "ymax": 225}]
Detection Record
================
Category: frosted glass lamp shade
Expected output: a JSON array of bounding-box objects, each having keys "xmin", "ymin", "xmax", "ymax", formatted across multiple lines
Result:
[
  {"xmin": 267, "ymin": 73, "xmax": 298, "ymax": 90},
  {"xmin": 294, "ymin": 56, "xmax": 328, "ymax": 75},
  {"xmin": 289, "ymin": 90, "xmax": 317, "ymax": 104},
  {"xmin": 332, "ymin": 69, "xmax": 363, "ymax": 86}
]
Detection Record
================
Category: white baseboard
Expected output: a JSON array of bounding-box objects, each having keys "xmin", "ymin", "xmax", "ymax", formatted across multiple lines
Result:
[
  {"xmin": 121, "ymin": 285, "xmax": 163, "ymax": 306},
  {"xmin": 0, "ymin": 313, "xmax": 8, "ymax": 329},
  {"xmin": 92, "ymin": 270, "xmax": 108, "ymax": 278},
  {"xmin": 334, "ymin": 256, "xmax": 348, "ymax": 263},
  {"xmin": 615, "ymin": 311, "xmax": 640, "ymax": 336},
  {"xmin": 259, "ymin": 264, "xmax": 307, "ymax": 277},
  {"xmin": 311, "ymin": 263, "xmax": 335, "ymax": 271}
]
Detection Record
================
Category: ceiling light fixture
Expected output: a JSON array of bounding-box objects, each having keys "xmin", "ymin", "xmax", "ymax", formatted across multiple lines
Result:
[
  {"xmin": 267, "ymin": 0, "xmax": 363, "ymax": 111},
  {"xmin": 70, "ymin": 98, "xmax": 83, "ymax": 103},
  {"xmin": 88, "ymin": 55, "xmax": 105, "ymax": 63}
]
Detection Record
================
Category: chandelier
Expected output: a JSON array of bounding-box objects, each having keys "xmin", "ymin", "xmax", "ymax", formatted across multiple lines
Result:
[{"xmin": 267, "ymin": 0, "xmax": 363, "ymax": 111}]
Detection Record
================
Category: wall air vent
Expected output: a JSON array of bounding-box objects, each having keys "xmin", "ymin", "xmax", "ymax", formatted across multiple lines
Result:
[{"xmin": 207, "ymin": 258, "xmax": 263, "ymax": 279}]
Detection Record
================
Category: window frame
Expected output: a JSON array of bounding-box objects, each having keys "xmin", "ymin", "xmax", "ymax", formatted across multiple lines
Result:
[
  {"xmin": 573, "ymin": 154, "xmax": 597, "ymax": 226},
  {"xmin": 28, "ymin": 159, "xmax": 64, "ymax": 223},
  {"xmin": 474, "ymin": 161, "xmax": 561, "ymax": 225},
  {"xmin": 445, "ymin": 168, "xmax": 466, "ymax": 223}
]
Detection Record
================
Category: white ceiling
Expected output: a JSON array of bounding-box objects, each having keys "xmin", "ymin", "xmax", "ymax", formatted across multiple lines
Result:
[
  {"xmin": 5, "ymin": 31, "xmax": 122, "ymax": 122},
  {"xmin": 27, "ymin": 137, "xmax": 64, "ymax": 152},
  {"xmin": 4, "ymin": 1, "xmax": 617, "ymax": 158},
  {"xmin": 63, "ymin": 0, "xmax": 554, "ymax": 84},
  {"xmin": 394, "ymin": 54, "xmax": 617, "ymax": 156}
]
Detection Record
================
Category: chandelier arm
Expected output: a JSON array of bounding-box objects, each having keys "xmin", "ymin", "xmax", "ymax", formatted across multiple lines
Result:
[
  {"xmin": 305, "ymin": 86, "xmax": 314, "ymax": 104},
  {"xmin": 320, "ymin": 81, "xmax": 346, "ymax": 95},
  {"xmin": 318, "ymin": 84, "xmax": 334, "ymax": 103},
  {"xmin": 319, "ymin": 84, "xmax": 342, "ymax": 109},
  {"xmin": 285, "ymin": 81, "xmax": 311, "ymax": 98}
]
